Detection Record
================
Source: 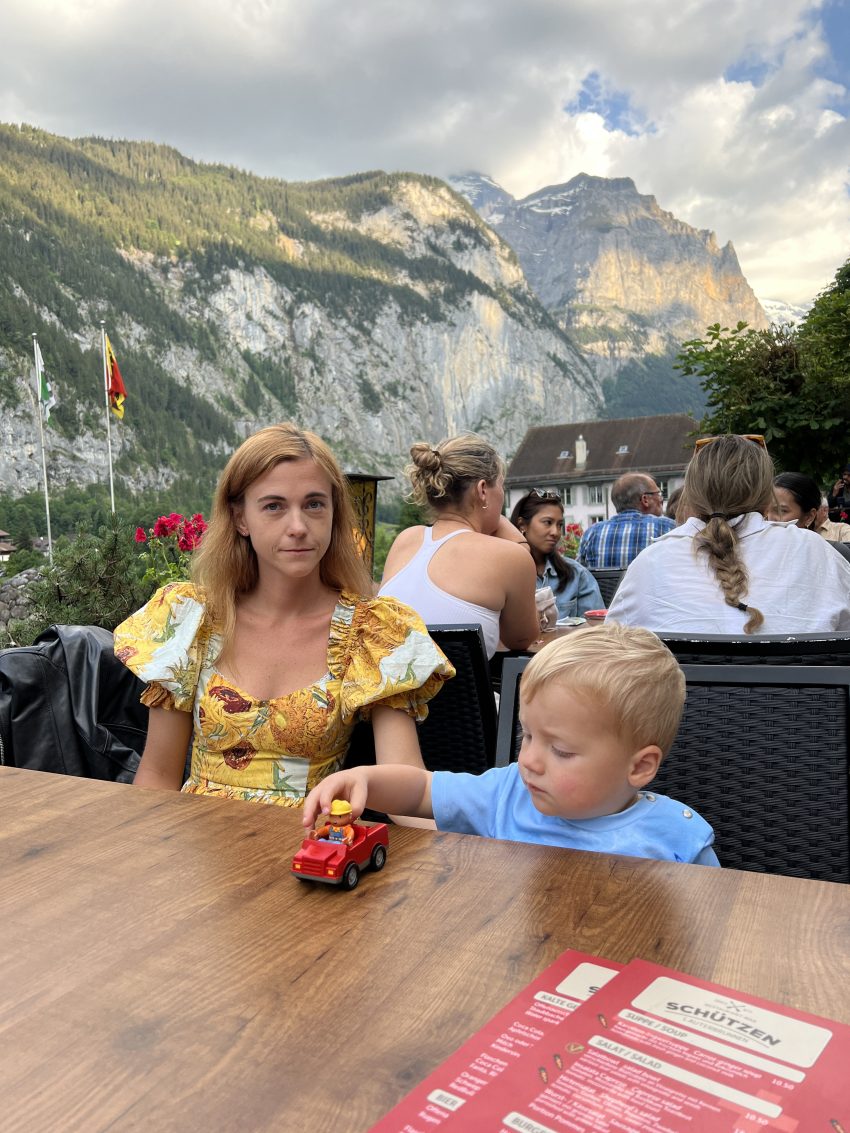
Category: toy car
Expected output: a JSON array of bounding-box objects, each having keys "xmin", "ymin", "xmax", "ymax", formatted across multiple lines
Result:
[{"xmin": 291, "ymin": 822, "xmax": 389, "ymax": 890}]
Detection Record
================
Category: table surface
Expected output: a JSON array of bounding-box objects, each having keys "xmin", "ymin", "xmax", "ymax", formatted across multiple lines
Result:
[{"xmin": 2, "ymin": 766, "xmax": 849, "ymax": 1133}]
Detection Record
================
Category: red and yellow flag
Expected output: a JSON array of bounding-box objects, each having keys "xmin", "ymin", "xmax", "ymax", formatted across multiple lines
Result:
[{"xmin": 106, "ymin": 335, "xmax": 127, "ymax": 419}]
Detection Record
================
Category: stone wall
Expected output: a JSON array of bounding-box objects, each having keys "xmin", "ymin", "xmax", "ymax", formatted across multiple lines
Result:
[{"xmin": 0, "ymin": 568, "xmax": 38, "ymax": 639}]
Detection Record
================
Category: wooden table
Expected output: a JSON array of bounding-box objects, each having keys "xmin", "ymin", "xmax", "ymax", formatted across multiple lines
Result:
[{"xmin": 2, "ymin": 766, "xmax": 849, "ymax": 1132}]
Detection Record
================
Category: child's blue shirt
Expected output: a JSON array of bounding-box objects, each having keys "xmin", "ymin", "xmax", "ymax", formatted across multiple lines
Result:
[{"xmin": 431, "ymin": 763, "xmax": 720, "ymax": 866}]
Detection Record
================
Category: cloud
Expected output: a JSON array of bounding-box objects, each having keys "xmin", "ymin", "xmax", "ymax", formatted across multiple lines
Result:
[{"xmin": 0, "ymin": 0, "xmax": 846, "ymax": 303}]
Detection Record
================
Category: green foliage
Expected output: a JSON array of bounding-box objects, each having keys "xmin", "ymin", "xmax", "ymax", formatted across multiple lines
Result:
[
  {"xmin": 797, "ymin": 259, "xmax": 850, "ymax": 390},
  {"xmin": 675, "ymin": 308, "xmax": 848, "ymax": 480},
  {"xmin": 372, "ymin": 521, "xmax": 397, "ymax": 581},
  {"xmin": 357, "ymin": 373, "xmax": 383, "ymax": 415},
  {"xmin": 0, "ymin": 479, "xmax": 215, "ymax": 547},
  {"xmin": 0, "ymin": 548, "xmax": 44, "ymax": 577},
  {"xmin": 397, "ymin": 498, "xmax": 428, "ymax": 530},
  {"xmin": 4, "ymin": 516, "xmax": 154, "ymax": 646}
]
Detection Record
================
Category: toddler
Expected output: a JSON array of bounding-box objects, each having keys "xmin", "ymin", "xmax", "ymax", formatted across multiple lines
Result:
[{"xmin": 302, "ymin": 623, "xmax": 719, "ymax": 866}]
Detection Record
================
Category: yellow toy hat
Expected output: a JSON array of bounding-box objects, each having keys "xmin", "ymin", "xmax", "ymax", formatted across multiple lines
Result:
[{"xmin": 329, "ymin": 799, "xmax": 352, "ymax": 817}]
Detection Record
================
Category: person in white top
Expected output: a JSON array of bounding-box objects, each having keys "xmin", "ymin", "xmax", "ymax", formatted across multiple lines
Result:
[
  {"xmin": 606, "ymin": 434, "xmax": 850, "ymax": 634},
  {"xmin": 378, "ymin": 434, "xmax": 538, "ymax": 656}
]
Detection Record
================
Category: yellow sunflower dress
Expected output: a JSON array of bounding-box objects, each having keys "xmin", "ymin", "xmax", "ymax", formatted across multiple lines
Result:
[{"xmin": 113, "ymin": 582, "xmax": 454, "ymax": 807}]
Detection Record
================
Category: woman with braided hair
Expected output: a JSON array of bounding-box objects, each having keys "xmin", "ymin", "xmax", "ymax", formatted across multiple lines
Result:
[{"xmin": 606, "ymin": 434, "xmax": 850, "ymax": 633}]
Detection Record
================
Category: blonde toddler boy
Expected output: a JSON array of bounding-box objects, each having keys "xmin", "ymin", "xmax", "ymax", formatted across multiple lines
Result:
[{"xmin": 303, "ymin": 623, "xmax": 719, "ymax": 866}]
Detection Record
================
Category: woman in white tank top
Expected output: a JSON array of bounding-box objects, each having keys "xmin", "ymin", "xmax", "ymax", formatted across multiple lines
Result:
[{"xmin": 378, "ymin": 435, "xmax": 538, "ymax": 657}]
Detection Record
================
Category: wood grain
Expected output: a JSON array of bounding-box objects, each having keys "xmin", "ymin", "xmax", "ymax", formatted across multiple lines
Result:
[{"xmin": 1, "ymin": 766, "xmax": 848, "ymax": 1132}]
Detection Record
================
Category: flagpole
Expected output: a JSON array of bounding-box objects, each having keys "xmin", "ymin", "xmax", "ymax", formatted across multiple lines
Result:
[
  {"xmin": 32, "ymin": 333, "xmax": 54, "ymax": 564},
  {"xmin": 101, "ymin": 321, "xmax": 116, "ymax": 514}
]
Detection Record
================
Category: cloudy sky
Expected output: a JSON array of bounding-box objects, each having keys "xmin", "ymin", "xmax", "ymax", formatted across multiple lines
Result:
[{"xmin": 2, "ymin": 0, "xmax": 847, "ymax": 305}]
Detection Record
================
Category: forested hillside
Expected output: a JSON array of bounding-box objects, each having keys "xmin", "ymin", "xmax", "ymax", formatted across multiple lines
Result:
[{"xmin": 0, "ymin": 124, "xmax": 599, "ymax": 519}]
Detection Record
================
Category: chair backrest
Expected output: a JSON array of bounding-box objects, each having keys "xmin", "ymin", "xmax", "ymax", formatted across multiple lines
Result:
[
  {"xmin": 589, "ymin": 568, "xmax": 625, "ymax": 606},
  {"xmin": 653, "ymin": 664, "xmax": 850, "ymax": 882},
  {"xmin": 418, "ymin": 625, "xmax": 498, "ymax": 774},
  {"xmin": 494, "ymin": 655, "xmax": 531, "ymax": 767},
  {"xmin": 828, "ymin": 540, "xmax": 850, "ymax": 564},
  {"xmin": 345, "ymin": 623, "xmax": 498, "ymax": 777},
  {"xmin": 496, "ymin": 657, "xmax": 850, "ymax": 882},
  {"xmin": 657, "ymin": 631, "xmax": 850, "ymax": 666}
]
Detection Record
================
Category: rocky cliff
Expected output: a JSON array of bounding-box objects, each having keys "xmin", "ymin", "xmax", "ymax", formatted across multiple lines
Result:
[
  {"xmin": 451, "ymin": 172, "xmax": 768, "ymax": 383},
  {"xmin": 0, "ymin": 128, "xmax": 600, "ymax": 500}
]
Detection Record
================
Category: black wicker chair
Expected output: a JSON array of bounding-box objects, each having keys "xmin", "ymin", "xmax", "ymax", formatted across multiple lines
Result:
[
  {"xmin": 589, "ymin": 568, "xmax": 625, "ymax": 606},
  {"xmin": 494, "ymin": 655, "xmax": 530, "ymax": 767},
  {"xmin": 657, "ymin": 666, "xmax": 850, "ymax": 879},
  {"xmin": 653, "ymin": 665, "xmax": 850, "ymax": 882},
  {"xmin": 657, "ymin": 631, "xmax": 850, "ymax": 666},
  {"xmin": 496, "ymin": 657, "xmax": 850, "ymax": 882},
  {"xmin": 346, "ymin": 624, "xmax": 498, "ymax": 776}
]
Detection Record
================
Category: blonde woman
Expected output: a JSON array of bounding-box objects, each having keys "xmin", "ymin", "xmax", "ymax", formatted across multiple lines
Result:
[
  {"xmin": 378, "ymin": 435, "xmax": 539, "ymax": 656},
  {"xmin": 606, "ymin": 434, "xmax": 850, "ymax": 634},
  {"xmin": 114, "ymin": 423, "xmax": 453, "ymax": 806}
]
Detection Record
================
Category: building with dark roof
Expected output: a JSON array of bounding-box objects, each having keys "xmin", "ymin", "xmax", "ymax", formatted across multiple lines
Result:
[{"xmin": 505, "ymin": 413, "xmax": 698, "ymax": 528}]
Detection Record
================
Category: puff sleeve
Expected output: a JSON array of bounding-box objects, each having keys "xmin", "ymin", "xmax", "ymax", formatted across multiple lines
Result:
[
  {"xmin": 332, "ymin": 595, "xmax": 455, "ymax": 723},
  {"xmin": 113, "ymin": 581, "xmax": 214, "ymax": 712}
]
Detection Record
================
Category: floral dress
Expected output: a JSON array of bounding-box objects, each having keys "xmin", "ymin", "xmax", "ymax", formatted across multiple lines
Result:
[{"xmin": 114, "ymin": 582, "xmax": 455, "ymax": 806}]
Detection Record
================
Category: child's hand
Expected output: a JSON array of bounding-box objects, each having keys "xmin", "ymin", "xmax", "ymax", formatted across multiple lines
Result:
[{"xmin": 302, "ymin": 770, "xmax": 368, "ymax": 829}]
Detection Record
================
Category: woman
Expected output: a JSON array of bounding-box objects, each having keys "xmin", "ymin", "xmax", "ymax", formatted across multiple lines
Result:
[
  {"xmin": 378, "ymin": 435, "xmax": 538, "ymax": 657},
  {"xmin": 767, "ymin": 472, "xmax": 820, "ymax": 530},
  {"xmin": 509, "ymin": 491, "xmax": 602, "ymax": 620},
  {"xmin": 114, "ymin": 423, "xmax": 454, "ymax": 806},
  {"xmin": 606, "ymin": 434, "xmax": 850, "ymax": 634}
]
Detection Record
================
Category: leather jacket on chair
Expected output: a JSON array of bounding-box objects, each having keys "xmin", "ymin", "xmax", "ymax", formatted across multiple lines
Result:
[{"xmin": 0, "ymin": 624, "xmax": 148, "ymax": 782}]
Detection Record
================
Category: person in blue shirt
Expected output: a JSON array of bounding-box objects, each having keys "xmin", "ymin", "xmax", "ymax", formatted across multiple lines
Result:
[
  {"xmin": 510, "ymin": 490, "xmax": 603, "ymax": 620},
  {"xmin": 578, "ymin": 473, "xmax": 675, "ymax": 570},
  {"xmin": 303, "ymin": 623, "xmax": 719, "ymax": 867}
]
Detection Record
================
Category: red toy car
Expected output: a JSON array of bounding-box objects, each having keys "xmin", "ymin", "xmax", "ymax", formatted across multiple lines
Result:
[{"xmin": 291, "ymin": 822, "xmax": 389, "ymax": 890}]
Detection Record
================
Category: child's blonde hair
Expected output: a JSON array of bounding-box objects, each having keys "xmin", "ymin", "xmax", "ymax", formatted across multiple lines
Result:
[{"xmin": 521, "ymin": 623, "xmax": 685, "ymax": 755}]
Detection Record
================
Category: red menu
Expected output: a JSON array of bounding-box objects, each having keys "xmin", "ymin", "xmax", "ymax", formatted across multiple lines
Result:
[
  {"xmin": 368, "ymin": 950, "xmax": 622, "ymax": 1132},
  {"xmin": 371, "ymin": 957, "xmax": 850, "ymax": 1132}
]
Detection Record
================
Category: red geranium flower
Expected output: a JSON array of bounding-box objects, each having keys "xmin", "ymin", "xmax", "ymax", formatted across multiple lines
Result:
[{"xmin": 134, "ymin": 527, "xmax": 148, "ymax": 543}]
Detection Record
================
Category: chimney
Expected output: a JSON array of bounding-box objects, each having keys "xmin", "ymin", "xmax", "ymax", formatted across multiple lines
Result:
[{"xmin": 575, "ymin": 434, "xmax": 587, "ymax": 469}]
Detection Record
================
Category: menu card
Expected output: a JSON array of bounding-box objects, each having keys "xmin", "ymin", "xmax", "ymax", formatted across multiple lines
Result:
[{"xmin": 371, "ymin": 955, "xmax": 850, "ymax": 1132}]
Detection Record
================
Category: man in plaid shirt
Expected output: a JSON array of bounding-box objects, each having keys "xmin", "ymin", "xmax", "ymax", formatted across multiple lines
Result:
[{"xmin": 578, "ymin": 473, "xmax": 675, "ymax": 570}]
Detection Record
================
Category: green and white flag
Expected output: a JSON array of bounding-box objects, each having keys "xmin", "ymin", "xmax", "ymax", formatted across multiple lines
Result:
[{"xmin": 34, "ymin": 339, "xmax": 57, "ymax": 421}]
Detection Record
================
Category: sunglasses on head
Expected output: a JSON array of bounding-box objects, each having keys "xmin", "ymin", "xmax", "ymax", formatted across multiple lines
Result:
[
  {"xmin": 529, "ymin": 488, "xmax": 561, "ymax": 501},
  {"xmin": 693, "ymin": 434, "xmax": 767, "ymax": 453}
]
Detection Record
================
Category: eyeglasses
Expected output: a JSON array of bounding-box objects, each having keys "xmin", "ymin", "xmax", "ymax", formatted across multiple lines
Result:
[
  {"xmin": 642, "ymin": 490, "xmax": 664, "ymax": 499},
  {"xmin": 694, "ymin": 434, "xmax": 767, "ymax": 453},
  {"xmin": 529, "ymin": 488, "xmax": 561, "ymax": 501}
]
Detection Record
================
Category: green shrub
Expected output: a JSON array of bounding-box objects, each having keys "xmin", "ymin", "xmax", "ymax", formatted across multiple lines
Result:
[{"xmin": 3, "ymin": 516, "xmax": 154, "ymax": 646}]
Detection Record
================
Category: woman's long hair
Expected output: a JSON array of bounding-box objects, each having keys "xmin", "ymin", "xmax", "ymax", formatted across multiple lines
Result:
[
  {"xmin": 509, "ymin": 492, "xmax": 575, "ymax": 594},
  {"xmin": 684, "ymin": 435, "xmax": 775, "ymax": 634},
  {"xmin": 192, "ymin": 423, "xmax": 372, "ymax": 646}
]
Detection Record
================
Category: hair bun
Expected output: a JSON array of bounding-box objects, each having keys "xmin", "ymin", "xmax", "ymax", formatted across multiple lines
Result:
[{"xmin": 410, "ymin": 442, "xmax": 442, "ymax": 474}]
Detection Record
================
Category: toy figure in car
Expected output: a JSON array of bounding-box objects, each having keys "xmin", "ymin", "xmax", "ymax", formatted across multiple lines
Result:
[{"xmin": 310, "ymin": 799, "xmax": 356, "ymax": 846}]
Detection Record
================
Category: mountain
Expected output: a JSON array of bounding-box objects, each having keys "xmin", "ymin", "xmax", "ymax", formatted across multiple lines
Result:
[
  {"xmin": 450, "ymin": 171, "xmax": 768, "ymax": 417},
  {"xmin": 0, "ymin": 126, "xmax": 600, "ymax": 501}
]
